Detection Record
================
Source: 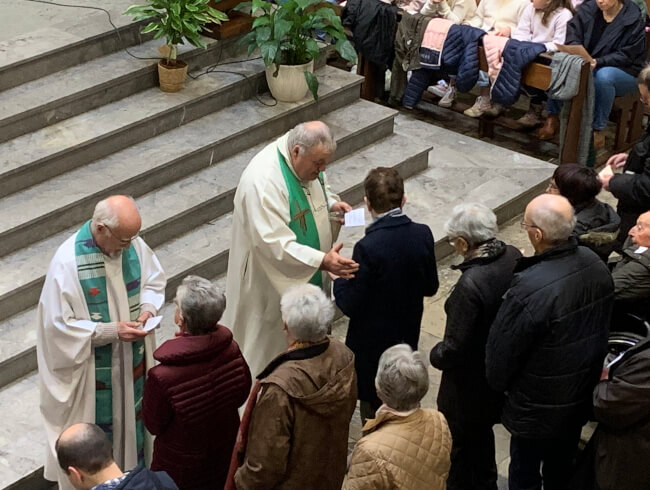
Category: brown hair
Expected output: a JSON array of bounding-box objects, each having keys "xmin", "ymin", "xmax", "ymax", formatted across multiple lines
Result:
[
  {"xmin": 638, "ymin": 65, "xmax": 650, "ymax": 91},
  {"xmin": 364, "ymin": 167, "xmax": 404, "ymax": 214},
  {"xmin": 539, "ymin": 0, "xmax": 574, "ymax": 26}
]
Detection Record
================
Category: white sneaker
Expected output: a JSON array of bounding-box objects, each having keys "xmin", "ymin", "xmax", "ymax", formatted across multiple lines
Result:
[
  {"xmin": 464, "ymin": 96, "xmax": 491, "ymax": 117},
  {"xmin": 438, "ymin": 85, "xmax": 457, "ymax": 108},
  {"xmin": 427, "ymin": 80, "xmax": 449, "ymax": 98}
]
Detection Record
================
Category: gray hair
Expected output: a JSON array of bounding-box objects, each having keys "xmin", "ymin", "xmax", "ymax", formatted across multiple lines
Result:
[
  {"xmin": 375, "ymin": 344, "xmax": 429, "ymax": 411},
  {"xmin": 445, "ymin": 202, "xmax": 498, "ymax": 246},
  {"xmin": 280, "ymin": 284, "xmax": 333, "ymax": 342},
  {"xmin": 287, "ymin": 122, "xmax": 337, "ymax": 155},
  {"xmin": 92, "ymin": 196, "xmax": 137, "ymax": 229},
  {"xmin": 529, "ymin": 204, "xmax": 577, "ymax": 244},
  {"xmin": 175, "ymin": 275, "xmax": 226, "ymax": 335}
]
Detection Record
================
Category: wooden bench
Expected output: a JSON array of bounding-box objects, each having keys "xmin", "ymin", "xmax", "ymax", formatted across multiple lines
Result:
[{"xmin": 612, "ymin": 91, "xmax": 644, "ymax": 152}]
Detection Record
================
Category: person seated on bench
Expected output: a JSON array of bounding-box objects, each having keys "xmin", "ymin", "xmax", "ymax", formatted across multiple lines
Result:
[
  {"xmin": 539, "ymin": 0, "xmax": 646, "ymax": 148},
  {"xmin": 547, "ymin": 163, "xmax": 620, "ymax": 261},
  {"xmin": 511, "ymin": 0, "xmax": 574, "ymax": 128},
  {"xmin": 438, "ymin": 0, "xmax": 528, "ymax": 113},
  {"xmin": 420, "ymin": 0, "xmax": 476, "ymax": 24}
]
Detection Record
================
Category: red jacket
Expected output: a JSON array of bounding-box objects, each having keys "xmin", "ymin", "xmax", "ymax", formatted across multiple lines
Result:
[{"xmin": 142, "ymin": 327, "xmax": 251, "ymax": 490}]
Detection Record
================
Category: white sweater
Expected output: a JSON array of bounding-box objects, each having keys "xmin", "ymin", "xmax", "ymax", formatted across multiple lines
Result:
[
  {"xmin": 420, "ymin": 0, "xmax": 477, "ymax": 24},
  {"xmin": 512, "ymin": 4, "xmax": 574, "ymax": 51},
  {"xmin": 467, "ymin": 0, "xmax": 529, "ymax": 34}
]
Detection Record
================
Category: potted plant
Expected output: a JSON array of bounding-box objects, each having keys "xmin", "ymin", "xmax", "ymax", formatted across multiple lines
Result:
[
  {"xmin": 236, "ymin": 0, "xmax": 356, "ymax": 102},
  {"xmin": 125, "ymin": 0, "xmax": 229, "ymax": 92}
]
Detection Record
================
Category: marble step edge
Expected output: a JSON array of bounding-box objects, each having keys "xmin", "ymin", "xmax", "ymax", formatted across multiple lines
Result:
[
  {"xmin": 0, "ymin": 67, "xmax": 364, "ymax": 259},
  {"xmin": 0, "ymin": 21, "xmax": 150, "ymax": 93},
  {"xmin": 0, "ymin": 36, "xmax": 244, "ymax": 144},
  {"xmin": 0, "ymin": 132, "xmax": 430, "ymax": 390},
  {"xmin": 0, "ymin": 56, "xmax": 271, "ymax": 200},
  {"xmin": 0, "ymin": 97, "xmax": 393, "ymax": 322}
]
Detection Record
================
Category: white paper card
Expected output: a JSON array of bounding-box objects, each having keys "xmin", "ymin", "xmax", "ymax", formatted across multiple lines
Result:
[
  {"xmin": 344, "ymin": 208, "xmax": 366, "ymax": 227},
  {"xmin": 635, "ymin": 246, "xmax": 648, "ymax": 254},
  {"xmin": 143, "ymin": 316, "xmax": 163, "ymax": 332}
]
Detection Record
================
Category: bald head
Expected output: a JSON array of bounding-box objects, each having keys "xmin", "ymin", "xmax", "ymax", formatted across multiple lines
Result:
[
  {"xmin": 56, "ymin": 423, "xmax": 114, "ymax": 475},
  {"xmin": 524, "ymin": 194, "xmax": 576, "ymax": 249},
  {"xmin": 91, "ymin": 196, "xmax": 142, "ymax": 256}
]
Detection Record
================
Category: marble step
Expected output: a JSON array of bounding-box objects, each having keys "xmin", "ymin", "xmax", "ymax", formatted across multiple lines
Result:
[
  {"xmin": 0, "ymin": 131, "xmax": 430, "ymax": 390},
  {"xmin": 0, "ymin": 53, "xmax": 273, "ymax": 199},
  {"xmin": 0, "ymin": 65, "xmax": 363, "ymax": 260},
  {"xmin": 0, "ymin": 97, "xmax": 392, "ymax": 325},
  {"xmin": 0, "ymin": 36, "xmax": 242, "ymax": 144}
]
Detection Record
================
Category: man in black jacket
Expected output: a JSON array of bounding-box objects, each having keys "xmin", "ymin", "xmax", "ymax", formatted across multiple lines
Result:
[
  {"xmin": 334, "ymin": 167, "xmax": 439, "ymax": 423},
  {"xmin": 486, "ymin": 194, "xmax": 614, "ymax": 490}
]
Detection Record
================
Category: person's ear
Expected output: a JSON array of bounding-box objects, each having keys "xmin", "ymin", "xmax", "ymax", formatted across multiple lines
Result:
[
  {"xmin": 457, "ymin": 236, "xmax": 469, "ymax": 254},
  {"xmin": 67, "ymin": 467, "xmax": 84, "ymax": 487},
  {"xmin": 364, "ymin": 196, "xmax": 372, "ymax": 213},
  {"xmin": 401, "ymin": 194, "xmax": 407, "ymax": 208},
  {"xmin": 290, "ymin": 145, "xmax": 300, "ymax": 160}
]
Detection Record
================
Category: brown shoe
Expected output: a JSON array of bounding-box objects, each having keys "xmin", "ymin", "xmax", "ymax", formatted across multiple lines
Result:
[
  {"xmin": 593, "ymin": 130, "xmax": 606, "ymax": 149},
  {"xmin": 538, "ymin": 114, "xmax": 559, "ymax": 140}
]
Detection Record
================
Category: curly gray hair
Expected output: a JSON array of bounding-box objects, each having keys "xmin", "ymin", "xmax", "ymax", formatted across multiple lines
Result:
[
  {"xmin": 280, "ymin": 284, "xmax": 333, "ymax": 342},
  {"xmin": 375, "ymin": 344, "xmax": 429, "ymax": 411}
]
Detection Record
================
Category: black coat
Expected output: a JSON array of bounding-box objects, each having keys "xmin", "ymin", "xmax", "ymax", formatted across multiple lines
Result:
[
  {"xmin": 334, "ymin": 214, "xmax": 439, "ymax": 402},
  {"xmin": 566, "ymin": 0, "xmax": 646, "ymax": 77},
  {"xmin": 107, "ymin": 466, "xmax": 178, "ymax": 490},
  {"xmin": 574, "ymin": 199, "xmax": 620, "ymax": 261},
  {"xmin": 431, "ymin": 241, "xmax": 521, "ymax": 433},
  {"xmin": 341, "ymin": 0, "xmax": 398, "ymax": 68},
  {"xmin": 486, "ymin": 239, "xmax": 614, "ymax": 439}
]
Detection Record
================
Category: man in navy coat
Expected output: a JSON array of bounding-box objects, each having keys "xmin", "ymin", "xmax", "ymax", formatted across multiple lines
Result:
[{"xmin": 333, "ymin": 167, "xmax": 439, "ymax": 423}]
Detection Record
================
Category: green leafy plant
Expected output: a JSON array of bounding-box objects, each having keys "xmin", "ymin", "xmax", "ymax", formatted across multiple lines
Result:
[
  {"xmin": 236, "ymin": 0, "xmax": 357, "ymax": 99},
  {"xmin": 125, "ymin": 0, "xmax": 229, "ymax": 66}
]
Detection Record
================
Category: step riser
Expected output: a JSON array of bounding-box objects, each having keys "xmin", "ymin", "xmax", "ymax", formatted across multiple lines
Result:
[
  {"xmin": 0, "ymin": 69, "xmax": 268, "ymax": 199},
  {"xmin": 0, "ymin": 40, "xmax": 239, "ymax": 144},
  {"xmin": 0, "ymin": 81, "xmax": 362, "ymax": 261},
  {"xmin": 0, "ymin": 23, "xmax": 149, "ymax": 92},
  {"xmin": 0, "ymin": 94, "xmax": 379, "ymax": 323}
]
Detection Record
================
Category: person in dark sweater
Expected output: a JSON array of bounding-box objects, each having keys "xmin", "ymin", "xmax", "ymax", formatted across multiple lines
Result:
[
  {"xmin": 56, "ymin": 423, "xmax": 178, "ymax": 490},
  {"xmin": 487, "ymin": 194, "xmax": 614, "ymax": 490},
  {"xmin": 334, "ymin": 167, "xmax": 439, "ymax": 423},
  {"xmin": 142, "ymin": 276, "xmax": 251, "ymax": 490},
  {"xmin": 430, "ymin": 203, "xmax": 521, "ymax": 490}
]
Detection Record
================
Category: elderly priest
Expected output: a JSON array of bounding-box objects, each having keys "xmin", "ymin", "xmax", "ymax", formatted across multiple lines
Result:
[
  {"xmin": 37, "ymin": 195, "xmax": 166, "ymax": 490},
  {"xmin": 223, "ymin": 121, "xmax": 359, "ymax": 377}
]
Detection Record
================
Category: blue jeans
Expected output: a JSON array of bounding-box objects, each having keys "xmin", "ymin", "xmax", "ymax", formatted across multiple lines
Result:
[
  {"xmin": 547, "ymin": 67, "xmax": 638, "ymax": 130},
  {"xmin": 477, "ymin": 70, "xmax": 490, "ymax": 87}
]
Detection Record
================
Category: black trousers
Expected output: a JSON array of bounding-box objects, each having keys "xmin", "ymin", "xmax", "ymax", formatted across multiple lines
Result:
[
  {"xmin": 508, "ymin": 428, "xmax": 582, "ymax": 490},
  {"xmin": 446, "ymin": 422, "xmax": 498, "ymax": 490}
]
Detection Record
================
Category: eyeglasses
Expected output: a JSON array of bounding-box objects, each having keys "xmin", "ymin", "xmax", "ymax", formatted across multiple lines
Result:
[
  {"xmin": 104, "ymin": 224, "xmax": 139, "ymax": 245},
  {"xmin": 546, "ymin": 180, "xmax": 558, "ymax": 192},
  {"xmin": 520, "ymin": 221, "xmax": 541, "ymax": 231}
]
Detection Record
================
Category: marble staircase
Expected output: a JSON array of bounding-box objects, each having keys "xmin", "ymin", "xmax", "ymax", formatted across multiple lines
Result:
[{"xmin": 0, "ymin": 20, "xmax": 434, "ymax": 489}]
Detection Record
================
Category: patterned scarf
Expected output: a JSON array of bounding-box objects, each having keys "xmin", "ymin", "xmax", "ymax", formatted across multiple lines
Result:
[{"xmin": 74, "ymin": 220, "xmax": 145, "ymax": 464}]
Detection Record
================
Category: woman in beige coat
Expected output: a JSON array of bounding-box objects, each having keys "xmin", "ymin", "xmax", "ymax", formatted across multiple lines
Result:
[{"xmin": 343, "ymin": 344, "xmax": 452, "ymax": 490}]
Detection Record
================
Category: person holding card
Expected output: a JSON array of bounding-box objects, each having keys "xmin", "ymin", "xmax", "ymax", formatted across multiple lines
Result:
[
  {"xmin": 333, "ymin": 167, "xmax": 439, "ymax": 424},
  {"xmin": 37, "ymin": 196, "xmax": 166, "ymax": 490},
  {"xmin": 223, "ymin": 121, "xmax": 358, "ymax": 379}
]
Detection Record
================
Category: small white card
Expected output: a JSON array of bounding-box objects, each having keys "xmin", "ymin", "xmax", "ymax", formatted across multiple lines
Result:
[
  {"xmin": 635, "ymin": 246, "xmax": 648, "ymax": 254},
  {"xmin": 344, "ymin": 208, "xmax": 365, "ymax": 227},
  {"xmin": 142, "ymin": 315, "xmax": 163, "ymax": 332}
]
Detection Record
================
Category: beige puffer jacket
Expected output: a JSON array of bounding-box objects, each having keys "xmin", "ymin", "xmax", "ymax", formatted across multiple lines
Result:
[{"xmin": 343, "ymin": 408, "xmax": 452, "ymax": 490}]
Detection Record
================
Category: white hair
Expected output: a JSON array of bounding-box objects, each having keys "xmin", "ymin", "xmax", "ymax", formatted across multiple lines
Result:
[
  {"xmin": 375, "ymin": 344, "xmax": 429, "ymax": 411},
  {"xmin": 175, "ymin": 275, "xmax": 226, "ymax": 335},
  {"xmin": 445, "ymin": 202, "xmax": 498, "ymax": 246},
  {"xmin": 280, "ymin": 284, "xmax": 333, "ymax": 342},
  {"xmin": 91, "ymin": 196, "xmax": 137, "ymax": 229},
  {"xmin": 287, "ymin": 122, "xmax": 337, "ymax": 155},
  {"xmin": 529, "ymin": 204, "xmax": 577, "ymax": 244}
]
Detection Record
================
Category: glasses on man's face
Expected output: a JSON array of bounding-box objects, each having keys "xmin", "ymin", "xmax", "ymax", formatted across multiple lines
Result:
[
  {"xmin": 104, "ymin": 224, "xmax": 139, "ymax": 246},
  {"xmin": 520, "ymin": 220, "xmax": 540, "ymax": 231}
]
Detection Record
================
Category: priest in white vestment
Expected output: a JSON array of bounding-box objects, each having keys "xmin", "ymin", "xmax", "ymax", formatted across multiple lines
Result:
[
  {"xmin": 223, "ymin": 121, "xmax": 359, "ymax": 377},
  {"xmin": 37, "ymin": 196, "xmax": 166, "ymax": 490}
]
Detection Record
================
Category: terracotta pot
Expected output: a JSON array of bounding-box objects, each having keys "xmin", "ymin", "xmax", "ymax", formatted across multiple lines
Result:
[
  {"xmin": 158, "ymin": 60, "xmax": 188, "ymax": 93},
  {"xmin": 265, "ymin": 59, "xmax": 314, "ymax": 102}
]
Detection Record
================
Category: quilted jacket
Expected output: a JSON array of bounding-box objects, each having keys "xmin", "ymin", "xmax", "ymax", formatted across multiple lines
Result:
[
  {"xmin": 342, "ymin": 408, "xmax": 452, "ymax": 490},
  {"xmin": 491, "ymin": 39, "xmax": 546, "ymax": 107},
  {"xmin": 441, "ymin": 24, "xmax": 486, "ymax": 92}
]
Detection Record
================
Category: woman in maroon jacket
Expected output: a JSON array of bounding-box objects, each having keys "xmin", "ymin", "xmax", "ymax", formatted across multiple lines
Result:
[{"xmin": 143, "ymin": 275, "xmax": 251, "ymax": 490}]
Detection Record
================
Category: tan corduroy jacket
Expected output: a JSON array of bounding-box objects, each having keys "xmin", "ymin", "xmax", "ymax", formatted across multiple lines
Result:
[{"xmin": 343, "ymin": 408, "xmax": 452, "ymax": 490}]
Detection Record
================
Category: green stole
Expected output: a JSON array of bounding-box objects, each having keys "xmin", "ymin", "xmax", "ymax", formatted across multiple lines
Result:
[
  {"xmin": 277, "ymin": 147, "xmax": 326, "ymax": 288},
  {"xmin": 74, "ymin": 220, "xmax": 146, "ymax": 464}
]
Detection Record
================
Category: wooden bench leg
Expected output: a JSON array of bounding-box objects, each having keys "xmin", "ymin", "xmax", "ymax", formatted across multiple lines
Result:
[{"xmin": 478, "ymin": 118, "xmax": 494, "ymax": 139}]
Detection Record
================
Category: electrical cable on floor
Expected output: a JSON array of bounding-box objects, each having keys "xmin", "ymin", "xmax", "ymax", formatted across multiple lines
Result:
[{"xmin": 21, "ymin": 0, "xmax": 278, "ymax": 106}]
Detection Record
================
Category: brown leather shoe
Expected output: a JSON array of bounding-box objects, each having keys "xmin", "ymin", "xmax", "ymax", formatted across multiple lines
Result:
[
  {"xmin": 593, "ymin": 130, "xmax": 606, "ymax": 149},
  {"xmin": 538, "ymin": 114, "xmax": 560, "ymax": 140}
]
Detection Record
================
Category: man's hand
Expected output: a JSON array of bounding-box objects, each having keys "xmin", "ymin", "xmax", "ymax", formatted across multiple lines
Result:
[
  {"xmin": 599, "ymin": 164, "xmax": 615, "ymax": 191},
  {"xmin": 118, "ymin": 321, "xmax": 150, "ymax": 342},
  {"xmin": 607, "ymin": 152, "xmax": 628, "ymax": 169},
  {"xmin": 494, "ymin": 26, "xmax": 510, "ymax": 37},
  {"xmin": 329, "ymin": 201, "xmax": 353, "ymax": 224},
  {"xmin": 321, "ymin": 243, "xmax": 359, "ymax": 279},
  {"xmin": 136, "ymin": 311, "xmax": 153, "ymax": 325}
]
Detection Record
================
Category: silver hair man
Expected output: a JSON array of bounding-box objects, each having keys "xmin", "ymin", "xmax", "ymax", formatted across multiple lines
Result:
[
  {"xmin": 445, "ymin": 202, "xmax": 498, "ymax": 245},
  {"xmin": 375, "ymin": 344, "xmax": 429, "ymax": 412},
  {"xmin": 281, "ymin": 283, "xmax": 334, "ymax": 342},
  {"xmin": 527, "ymin": 196, "xmax": 577, "ymax": 244},
  {"xmin": 287, "ymin": 121, "xmax": 337, "ymax": 155},
  {"xmin": 92, "ymin": 196, "xmax": 137, "ymax": 230},
  {"xmin": 175, "ymin": 275, "xmax": 226, "ymax": 334}
]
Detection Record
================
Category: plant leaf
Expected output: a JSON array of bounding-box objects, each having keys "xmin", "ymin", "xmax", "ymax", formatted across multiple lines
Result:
[
  {"xmin": 251, "ymin": 0, "xmax": 267, "ymax": 14},
  {"xmin": 256, "ymin": 25, "xmax": 272, "ymax": 41},
  {"xmin": 335, "ymin": 38, "xmax": 357, "ymax": 63},
  {"xmin": 273, "ymin": 19, "xmax": 293, "ymax": 41},
  {"xmin": 305, "ymin": 37, "xmax": 319, "ymax": 61},
  {"xmin": 252, "ymin": 16, "xmax": 270, "ymax": 28},
  {"xmin": 304, "ymin": 70, "xmax": 319, "ymax": 100},
  {"xmin": 233, "ymin": 1, "xmax": 252, "ymax": 11},
  {"xmin": 141, "ymin": 21, "xmax": 160, "ymax": 34},
  {"xmin": 260, "ymin": 41, "xmax": 279, "ymax": 66}
]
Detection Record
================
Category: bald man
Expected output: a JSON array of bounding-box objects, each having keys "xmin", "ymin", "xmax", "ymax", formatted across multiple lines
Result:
[
  {"xmin": 37, "ymin": 196, "xmax": 166, "ymax": 489},
  {"xmin": 224, "ymin": 121, "xmax": 358, "ymax": 377},
  {"xmin": 486, "ymin": 194, "xmax": 614, "ymax": 490}
]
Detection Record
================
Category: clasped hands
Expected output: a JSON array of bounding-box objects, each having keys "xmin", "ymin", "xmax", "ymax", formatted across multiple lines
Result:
[{"xmin": 117, "ymin": 311, "xmax": 153, "ymax": 342}]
